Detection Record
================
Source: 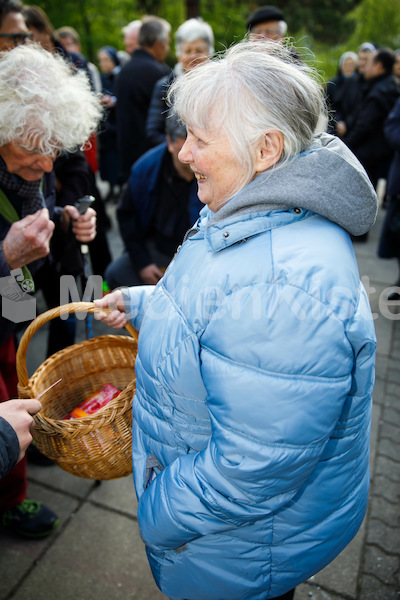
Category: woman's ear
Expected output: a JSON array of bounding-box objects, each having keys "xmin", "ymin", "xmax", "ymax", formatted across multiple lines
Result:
[{"xmin": 254, "ymin": 130, "xmax": 284, "ymax": 173}]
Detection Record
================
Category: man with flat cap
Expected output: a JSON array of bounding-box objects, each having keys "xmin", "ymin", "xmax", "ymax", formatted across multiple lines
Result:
[
  {"xmin": 246, "ymin": 5, "xmax": 302, "ymax": 63},
  {"xmin": 246, "ymin": 5, "xmax": 287, "ymax": 42}
]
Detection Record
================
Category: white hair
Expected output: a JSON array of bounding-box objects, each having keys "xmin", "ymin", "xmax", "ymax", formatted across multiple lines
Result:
[
  {"xmin": 278, "ymin": 21, "xmax": 288, "ymax": 36},
  {"xmin": 358, "ymin": 42, "xmax": 376, "ymax": 53},
  {"xmin": 0, "ymin": 44, "xmax": 102, "ymax": 155},
  {"xmin": 169, "ymin": 40, "xmax": 325, "ymax": 188},
  {"xmin": 339, "ymin": 51, "xmax": 358, "ymax": 68},
  {"xmin": 122, "ymin": 19, "xmax": 141, "ymax": 36},
  {"xmin": 175, "ymin": 18, "xmax": 214, "ymax": 56}
]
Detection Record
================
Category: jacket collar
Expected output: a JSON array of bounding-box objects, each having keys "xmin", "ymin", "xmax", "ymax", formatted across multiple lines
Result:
[{"xmin": 190, "ymin": 206, "xmax": 311, "ymax": 252}]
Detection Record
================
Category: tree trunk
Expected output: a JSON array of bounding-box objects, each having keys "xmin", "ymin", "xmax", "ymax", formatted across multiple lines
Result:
[
  {"xmin": 81, "ymin": 0, "xmax": 94, "ymax": 62},
  {"xmin": 137, "ymin": 0, "xmax": 162, "ymax": 13},
  {"xmin": 186, "ymin": 0, "xmax": 201, "ymax": 18}
]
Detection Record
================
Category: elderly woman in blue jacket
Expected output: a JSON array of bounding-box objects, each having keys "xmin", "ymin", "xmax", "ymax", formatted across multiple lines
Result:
[{"xmin": 96, "ymin": 41, "xmax": 378, "ymax": 600}]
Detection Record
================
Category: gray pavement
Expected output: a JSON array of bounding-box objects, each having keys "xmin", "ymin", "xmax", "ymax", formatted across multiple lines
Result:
[{"xmin": 1, "ymin": 197, "xmax": 400, "ymax": 600}]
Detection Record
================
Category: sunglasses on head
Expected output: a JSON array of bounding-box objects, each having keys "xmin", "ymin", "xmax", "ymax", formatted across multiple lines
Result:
[{"xmin": 0, "ymin": 31, "xmax": 33, "ymax": 47}]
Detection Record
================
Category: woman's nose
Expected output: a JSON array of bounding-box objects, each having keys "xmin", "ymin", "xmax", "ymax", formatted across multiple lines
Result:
[{"xmin": 178, "ymin": 139, "xmax": 192, "ymax": 164}]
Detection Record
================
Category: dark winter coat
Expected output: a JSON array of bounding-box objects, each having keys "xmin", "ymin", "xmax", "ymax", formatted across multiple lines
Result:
[
  {"xmin": 115, "ymin": 49, "xmax": 170, "ymax": 182},
  {"xmin": 117, "ymin": 143, "xmax": 201, "ymax": 271},
  {"xmin": 0, "ymin": 416, "xmax": 19, "ymax": 480},
  {"xmin": 146, "ymin": 70, "xmax": 176, "ymax": 147},
  {"xmin": 0, "ymin": 172, "xmax": 57, "ymax": 346},
  {"xmin": 343, "ymin": 73, "xmax": 400, "ymax": 178},
  {"xmin": 378, "ymin": 97, "xmax": 400, "ymax": 259}
]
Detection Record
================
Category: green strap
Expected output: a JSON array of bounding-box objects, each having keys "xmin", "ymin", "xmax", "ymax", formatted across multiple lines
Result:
[
  {"xmin": 0, "ymin": 187, "xmax": 19, "ymax": 222},
  {"xmin": 0, "ymin": 187, "xmax": 35, "ymax": 292}
]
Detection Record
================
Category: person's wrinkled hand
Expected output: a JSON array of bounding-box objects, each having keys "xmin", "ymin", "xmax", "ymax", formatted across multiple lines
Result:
[
  {"xmin": 2, "ymin": 208, "xmax": 55, "ymax": 270},
  {"xmin": 0, "ymin": 399, "xmax": 42, "ymax": 463},
  {"xmin": 63, "ymin": 205, "xmax": 97, "ymax": 243},
  {"xmin": 94, "ymin": 288, "xmax": 128, "ymax": 329},
  {"xmin": 139, "ymin": 263, "xmax": 164, "ymax": 285}
]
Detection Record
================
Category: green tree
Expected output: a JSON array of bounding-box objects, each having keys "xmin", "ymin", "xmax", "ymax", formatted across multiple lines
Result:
[
  {"xmin": 280, "ymin": 0, "xmax": 363, "ymax": 45},
  {"xmin": 30, "ymin": 0, "xmax": 400, "ymax": 71},
  {"xmin": 348, "ymin": 0, "xmax": 400, "ymax": 48}
]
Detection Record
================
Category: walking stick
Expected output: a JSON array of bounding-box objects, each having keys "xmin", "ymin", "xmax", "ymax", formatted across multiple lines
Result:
[{"xmin": 75, "ymin": 195, "xmax": 95, "ymax": 340}]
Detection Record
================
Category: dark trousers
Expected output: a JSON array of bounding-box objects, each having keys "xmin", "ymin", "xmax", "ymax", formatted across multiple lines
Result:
[
  {"xmin": 104, "ymin": 246, "xmax": 171, "ymax": 290},
  {"xmin": 0, "ymin": 335, "xmax": 27, "ymax": 509}
]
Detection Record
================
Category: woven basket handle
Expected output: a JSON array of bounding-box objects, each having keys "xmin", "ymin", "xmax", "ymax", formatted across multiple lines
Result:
[{"xmin": 16, "ymin": 301, "xmax": 138, "ymax": 389}]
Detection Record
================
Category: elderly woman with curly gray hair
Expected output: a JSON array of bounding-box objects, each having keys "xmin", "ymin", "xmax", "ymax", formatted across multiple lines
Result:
[
  {"xmin": 97, "ymin": 41, "xmax": 378, "ymax": 600},
  {"xmin": 0, "ymin": 43, "xmax": 101, "ymax": 539}
]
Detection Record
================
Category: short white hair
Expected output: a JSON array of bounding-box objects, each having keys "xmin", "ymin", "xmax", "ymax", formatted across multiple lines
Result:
[
  {"xmin": 175, "ymin": 18, "xmax": 214, "ymax": 56},
  {"xmin": 122, "ymin": 19, "xmax": 141, "ymax": 36},
  {"xmin": 0, "ymin": 44, "xmax": 102, "ymax": 155},
  {"xmin": 339, "ymin": 51, "xmax": 358, "ymax": 68},
  {"xmin": 278, "ymin": 21, "xmax": 288, "ymax": 36},
  {"xmin": 169, "ymin": 40, "xmax": 325, "ymax": 188}
]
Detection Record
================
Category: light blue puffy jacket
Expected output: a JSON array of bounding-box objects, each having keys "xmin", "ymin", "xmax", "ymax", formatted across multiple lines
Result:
[{"xmin": 125, "ymin": 138, "xmax": 377, "ymax": 600}]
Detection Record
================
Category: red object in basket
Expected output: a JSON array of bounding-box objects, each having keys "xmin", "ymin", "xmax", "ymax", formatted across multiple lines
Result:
[{"xmin": 66, "ymin": 383, "xmax": 121, "ymax": 419}]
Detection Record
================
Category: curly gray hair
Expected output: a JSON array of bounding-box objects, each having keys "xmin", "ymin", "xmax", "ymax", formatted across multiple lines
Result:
[
  {"xmin": 169, "ymin": 40, "xmax": 325, "ymax": 190},
  {"xmin": 0, "ymin": 44, "xmax": 102, "ymax": 155}
]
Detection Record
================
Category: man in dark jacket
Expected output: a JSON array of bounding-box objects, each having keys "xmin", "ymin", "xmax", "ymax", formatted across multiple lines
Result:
[
  {"xmin": 343, "ymin": 47, "xmax": 400, "ymax": 188},
  {"xmin": 115, "ymin": 17, "xmax": 171, "ymax": 183},
  {"xmin": 105, "ymin": 114, "xmax": 202, "ymax": 289}
]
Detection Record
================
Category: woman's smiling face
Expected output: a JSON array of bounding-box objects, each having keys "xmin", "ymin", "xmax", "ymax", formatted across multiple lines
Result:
[{"xmin": 178, "ymin": 124, "xmax": 249, "ymax": 212}]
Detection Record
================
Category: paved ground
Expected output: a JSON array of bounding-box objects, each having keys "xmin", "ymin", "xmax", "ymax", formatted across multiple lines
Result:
[{"xmin": 1, "ymin": 196, "xmax": 399, "ymax": 600}]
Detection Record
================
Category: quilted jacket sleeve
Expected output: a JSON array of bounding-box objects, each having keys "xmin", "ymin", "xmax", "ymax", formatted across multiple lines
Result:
[
  {"xmin": 137, "ymin": 282, "xmax": 376, "ymax": 551},
  {"xmin": 125, "ymin": 285, "xmax": 156, "ymax": 331}
]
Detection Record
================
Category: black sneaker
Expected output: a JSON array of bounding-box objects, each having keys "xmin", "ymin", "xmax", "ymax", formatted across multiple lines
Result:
[{"xmin": 1, "ymin": 499, "xmax": 59, "ymax": 538}]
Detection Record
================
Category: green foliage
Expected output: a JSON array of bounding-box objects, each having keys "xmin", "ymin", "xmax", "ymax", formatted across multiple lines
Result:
[
  {"xmin": 32, "ymin": 0, "xmax": 400, "ymax": 73},
  {"xmin": 348, "ymin": 0, "xmax": 400, "ymax": 48},
  {"xmin": 36, "ymin": 0, "xmax": 187, "ymax": 61},
  {"xmin": 290, "ymin": 0, "xmax": 400, "ymax": 82},
  {"xmin": 201, "ymin": 0, "xmax": 248, "ymax": 51},
  {"xmin": 279, "ymin": 0, "xmax": 363, "ymax": 45}
]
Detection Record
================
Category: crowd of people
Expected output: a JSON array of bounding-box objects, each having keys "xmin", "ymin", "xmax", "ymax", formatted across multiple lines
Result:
[
  {"xmin": 0, "ymin": 2, "xmax": 397, "ymax": 599},
  {"xmin": 325, "ymin": 39, "xmax": 400, "ymax": 284}
]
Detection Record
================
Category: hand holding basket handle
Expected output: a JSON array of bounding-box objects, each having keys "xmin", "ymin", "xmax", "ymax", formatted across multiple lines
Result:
[{"xmin": 94, "ymin": 289, "xmax": 128, "ymax": 329}]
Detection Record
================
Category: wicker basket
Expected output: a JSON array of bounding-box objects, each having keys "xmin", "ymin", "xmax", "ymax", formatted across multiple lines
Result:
[{"xmin": 16, "ymin": 302, "xmax": 138, "ymax": 480}]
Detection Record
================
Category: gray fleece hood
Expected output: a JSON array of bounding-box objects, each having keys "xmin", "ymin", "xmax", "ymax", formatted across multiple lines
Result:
[{"xmin": 208, "ymin": 133, "xmax": 378, "ymax": 236}]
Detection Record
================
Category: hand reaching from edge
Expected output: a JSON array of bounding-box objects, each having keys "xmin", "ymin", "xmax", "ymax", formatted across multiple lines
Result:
[{"xmin": 0, "ymin": 399, "xmax": 42, "ymax": 463}]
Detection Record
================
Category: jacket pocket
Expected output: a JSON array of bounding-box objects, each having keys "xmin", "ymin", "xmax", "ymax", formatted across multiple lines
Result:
[{"xmin": 144, "ymin": 454, "xmax": 164, "ymax": 489}]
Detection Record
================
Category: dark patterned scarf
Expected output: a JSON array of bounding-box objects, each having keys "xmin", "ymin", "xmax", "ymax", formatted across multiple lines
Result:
[{"xmin": 0, "ymin": 155, "xmax": 45, "ymax": 217}]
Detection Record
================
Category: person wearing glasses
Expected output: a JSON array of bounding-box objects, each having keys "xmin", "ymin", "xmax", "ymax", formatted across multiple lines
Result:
[{"xmin": 0, "ymin": 0, "xmax": 32, "ymax": 50}]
